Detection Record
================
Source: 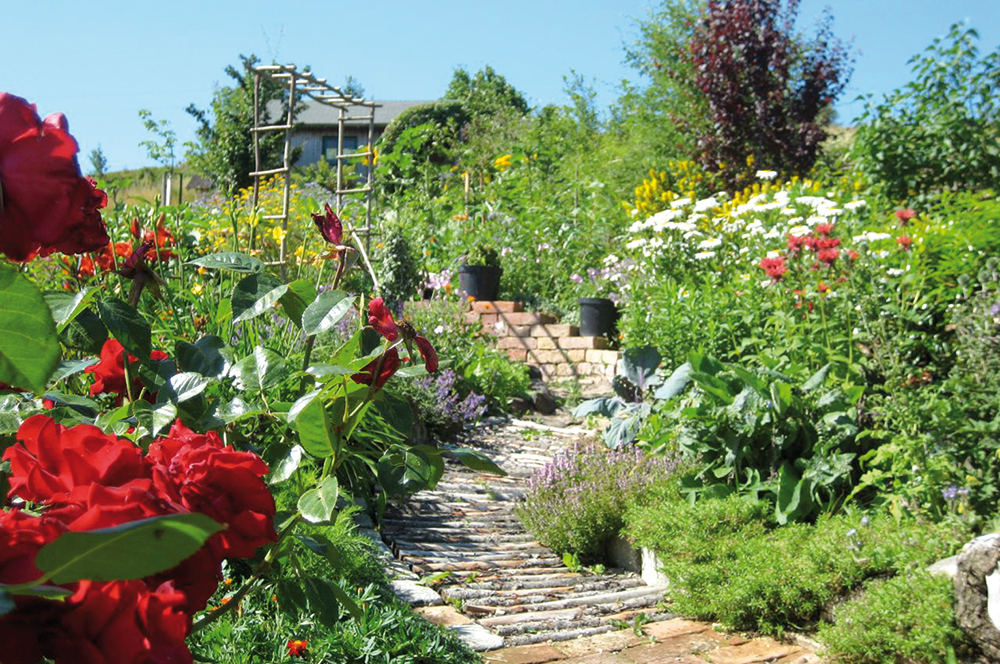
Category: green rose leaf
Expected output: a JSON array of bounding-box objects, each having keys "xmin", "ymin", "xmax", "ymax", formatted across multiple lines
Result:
[
  {"xmin": 232, "ymin": 273, "xmax": 290, "ymax": 325},
  {"xmin": 297, "ymin": 476, "xmax": 339, "ymax": 523},
  {"xmin": 97, "ymin": 298, "xmax": 152, "ymax": 361},
  {"xmin": 280, "ymin": 280, "xmax": 318, "ymax": 329},
  {"xmin": 230, "ymin": 346, "xmax": 289, "ymax": 392},
  {"xmin": 158, "ymin": 372, "xmax": 213, "ymax": 404},
  {"xmin": 293, "ymin": 391, "xmax": 337, "ymax": 458},
  {"xmin": 35, "ymin": 513, "xmax": 224, "ymax": 584},
  {"xmin": 302, "ymin": 291, "xmax": 355, "ymax": 336},
  {"xmin": 44, "ymin": 287, "xmax": 98, "ymax": 333},
  {"xmin": 187, "ymin": 252, "xmax": 263, "ymax": 273},
  {"xmin": 0, "ymin": 264, "xmax": 61, "ymax": 394},
  {"xmin": 175, "ymin": 336, "xmax": 230, "ymax": 378},
  {"xmin": 270, "ymin": 445, "xmax": 305, "ymax": 484}
]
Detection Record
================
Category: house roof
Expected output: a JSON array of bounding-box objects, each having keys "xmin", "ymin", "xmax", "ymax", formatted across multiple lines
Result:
[{"xmin": 266, "ymin": 100, "xmax": 434, "ymax": 127}]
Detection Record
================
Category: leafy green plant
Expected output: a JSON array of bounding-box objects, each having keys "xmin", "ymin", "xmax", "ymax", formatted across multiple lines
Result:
[
  {"xmin": 853, "ymin": 23, "xmax": 1000, "ymax": 202},
  {"xmin": 818, "ymin": 572, "xmax": 972, "ymax": 664}
]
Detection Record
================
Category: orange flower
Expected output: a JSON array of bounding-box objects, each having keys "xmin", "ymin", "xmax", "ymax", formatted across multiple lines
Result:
[{"xmin": 286, "ymin": 639, "xmax": 308, "ymax": 658}]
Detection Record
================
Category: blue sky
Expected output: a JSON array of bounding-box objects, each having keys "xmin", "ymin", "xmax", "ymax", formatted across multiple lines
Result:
[{"xmin": 3, "ymin": 0, "xmax": 998, "ymax": 171}]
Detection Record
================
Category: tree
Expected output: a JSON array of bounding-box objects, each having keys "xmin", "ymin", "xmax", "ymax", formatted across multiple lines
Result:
[
  {"xmin": 88, "ymin": 146, "xmax": 108, "ymax": 178},
  {"xmin": 853, "ymin": 24, "xmax": 1000, "ymax": 201},
  {"xmin": 631, "ymin": 0, "xmax": 852, "ymax": 187},
  {"xmin": 342, "ymin": 75, "xmax": 365, "ymax": 99},
  {"xmin": 185, "ymin": 54, "xmax": 295, "ymax": 193},
  {"xmin": 138, "ymin": 110, "xmax": 177, "ymax": 170},
  {"xmin": 444, "ymin": 65, "xmax": 530, "ymax": 118}
]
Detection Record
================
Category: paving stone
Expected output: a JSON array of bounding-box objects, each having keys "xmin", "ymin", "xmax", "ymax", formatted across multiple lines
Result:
[
  {"xmin": 389, "ymin": 580, "xmax": 444, "ymax": 607},
  {"xmin": 554, "ymin": 628, "xmax": 647, "ymax": 657},
  {"xmin": 451, "ymin": 623, "xmax": 506, "ymax": 651},
  {"xmin": 774, "ymin": 652, "xmax": 822, "ymax": 664},
  {"xmin": 415, "ymin": 605, "xmax": 472, "ymax": 626},
  {"xmin": 558, "ymin": 653, "xmax": 632, "ymax": 664},
  {"xmin": 700, "ymin": 638, "xmax": 802, "ymax": 664},
  {"xmin": 620, "ymin": 631, "xmax": 728, "ymax": 663},
  {"xmin": 485, "ymin": 644, "xmax": 567, "ymax": 663},
  {"xmin": 641, "ymin": 619, "xmax": 712, "ymax": 640}
]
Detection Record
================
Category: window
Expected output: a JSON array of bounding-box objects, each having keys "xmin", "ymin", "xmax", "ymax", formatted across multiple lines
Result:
[{"xmin": 322, "ymin": 134, "xmax": 359, "ymax": 163}]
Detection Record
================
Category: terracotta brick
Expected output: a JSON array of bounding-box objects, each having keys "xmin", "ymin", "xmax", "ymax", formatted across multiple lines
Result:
[
  {"xmin": 464, "ymin": 312, "xmax": 482, "ymax": 325},
  {"xmin": 503, "ymin": 312, "xmax": 558, "ymax": 326},
  {"xmin": 481, "ymin": 313, "xmax": 499, "ymax": 326},
  {"xmin": 506, "ymin": 349, "xmax": 528, "ymax": 362},
  {"xmin": 530, "ymin": 324, "xmax": 579, "ymax": 338},
  {"xmin": 497, "ymin": 336, "xmax": 537, "ymax": 350},
  {"xmin": 472, "ymin": 300, "xmax": 524, "ymax": 314}
]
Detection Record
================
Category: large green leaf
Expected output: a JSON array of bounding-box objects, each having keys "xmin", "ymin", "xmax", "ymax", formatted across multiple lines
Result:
[
  {"xmin": 297, "ymin": 476, "xmax": 339, "ymax": 523},
  {"xmin": 280, "ymin": 280, "xmax": 317, "ymax": 329},
  {"xmin": 44, "ymin": 287, "xmax": 97, "ymax": 333},
  {"xmin": 801, "ymin": 363, "xmax": 831, "ymax": 392},
  {"xmin": 294, "ymin": 392, "xmax": 337, "ymax": 458},
  {"xmin": 301, "ymin": 291, "xmax": 355, "ymax": 336},
  {"xmin": 35, "ymin": 513, "xmax": 223, "ymax": 583},
  {"xmin": 270, "ymin": 445, "xmax": 305, "ymax": 484},
  {"xmin": 175, "ymin": 336, "xmax": 230, "ymax": 378},
  {"xmin": 775, "ymin": 463, "xmax": 815, "ymax": 525},
  {"xmin": 188, "ymin": 252, "xmax": 263, "ymax": 273},
  {"xmin": 230, "ymin": 346, "xmax": 289, "ymax": 392},
  {"xmin": 48, "ymin": 358, "xmax": 99, "ymax": 385},
  {"xmin": 97, "ymin": 298, "xmax": 152, "ymax": 360},
  {"xmin": 377, "ymin": 446, "xmax": 444, "ymax": 496},
  {"xmin": 653, "ymin": 362, "xmax": 692, "ymax": 401},
  {"xmin": 447, "ymin": 449, "xmax": 507, "ymax": 476},
  {"xmin": 61, "ymin": 308, "xmax": 107, "ymax": 353},
  {"xmin": 0, "ymin": 264, "xmax": 61, "ymax": 394},
  {"xmin": 158, "ymin": 372, "xmax": 213, "ymax": 404},
  {"xmin": 232, "ymin": 273, "xmax": 289, "ymax": 325}
]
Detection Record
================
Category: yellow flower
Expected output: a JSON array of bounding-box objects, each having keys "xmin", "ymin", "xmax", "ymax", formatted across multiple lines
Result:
[
  {"xmin": 191, "ymin": 283, "xmax": 204, "ymax": 296},
  {"xmin": 270, "ymin": 226, "xmax": 287, "ymax": 244}
]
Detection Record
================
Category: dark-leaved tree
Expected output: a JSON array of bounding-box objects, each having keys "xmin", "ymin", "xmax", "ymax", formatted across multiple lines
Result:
[{"xmin": 685, "ymin": 0, "xmax": 852, "ymax": 187}]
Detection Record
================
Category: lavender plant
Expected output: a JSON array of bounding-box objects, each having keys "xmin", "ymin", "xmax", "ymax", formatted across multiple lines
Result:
[
  {"xmin": 396, "ymin": 369, "xmax": 487, "ymax": 439},
  {"xmin": 516, "ymin": 441, "xmax": 682, "ymax": 561}
]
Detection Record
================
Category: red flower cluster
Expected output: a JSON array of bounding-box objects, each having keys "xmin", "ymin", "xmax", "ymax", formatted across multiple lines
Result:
[
  {"xmin": 895, "ymin": 208, "xmax": 916, "ymax": 225},
  {"xmin": 84, "ymin": 339, "xmax": 170, "ymax": 403},
  {"xmin": 353, "ymin": 298, "xmax": 438, "ymax": 388},
  {"xmin": 759, "ymin": 256, "xmax": 788, "ymax": 281},
  {"xmin": 897, "ymin": 235, "xmax": 913, "ymax": 251},
  {"xmin": 0, "ymin": 415, "xmax": 277, "ymax": 663},
  {"xmin": 0, "ymin": 93, "xmax": 109, "ymax": 262},
  {"xmin": 787, "ymin": 230, "xmax": 840, "ymax": 266}
]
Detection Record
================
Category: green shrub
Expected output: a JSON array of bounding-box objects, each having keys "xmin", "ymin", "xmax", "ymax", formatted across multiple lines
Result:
[
  {"xmin": 818, "ymin": 572, "xmax": 971, "ymax": 664},
  {"xmin": 625, "ymin": 494, "xmax": 970, "ymax": 635}
]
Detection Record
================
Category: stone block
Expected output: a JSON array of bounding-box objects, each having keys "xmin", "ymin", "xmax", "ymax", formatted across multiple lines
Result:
[
  {"xmin": 472, "ymin": 300, "xmax": 524, "ymax": 314},
  {"xmin": 566, "ymin": 349, "xmax": 587, "ymax": 362},
  {"xmin": 553, "ymin": 363, "xmax": 576, "ymax": 377},
  {"xmin": 563, "ymin": 336, "xmax": 609, "ymax": 350},
  {"xmin": 450, "ymin": 623, "xmax": 504, "ymax": 651},
  {"xmin": 641, "ymin": 618, "xmax": 711, "ymax": 640},
  {"xmin": 506, "ymin": 324, "xmax": 535, "ymax": 338},
  {"xmin": 503, "ymin": 312, "xmax": 558, "ymax": 326},
  {"xmin": 390, "ymin": 580, "xmax": 443, "ymax": 607},
  {"xmin": 481, "ymin": 313, "xmax": 499, "ymax": 326},
  {"xmin": 700, "ymin": 639, "xmax": 802, "ymax": 664},
  {"xmin": 498, "ymin": 336, "xmax": 537, "ymax": 350},
  {"xmin": 585, "ymin": 349, "xmax": 621, "ymax": 364},
  {"xmin": 576, "ymin": 362, "xmax": 593, "ymax": 375},
  {"xmin": 415, "ymin": 605, "xmax": 472, "ymax": 626},
  {"xmin": 530, "ymin": 349, "xmax": 571, "ymax": 364},
  {"xmin": 465, "ymin": 312, "xmax": 482, "ymax": 325},
  {"xmin": 530, "ymin": 324, "xmax": 579, "ymax": 338},
  {"xmin": 506, "ymin": 349, "xmax": 528, "ymax": 362}
]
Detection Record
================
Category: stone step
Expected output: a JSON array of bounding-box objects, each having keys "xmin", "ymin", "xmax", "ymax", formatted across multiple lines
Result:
[{"xmin": 471, "ymin": 301, "xmax": 524, "ymax": 314}]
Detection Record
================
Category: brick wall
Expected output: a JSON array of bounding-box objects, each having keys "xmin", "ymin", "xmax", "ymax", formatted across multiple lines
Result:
[{"xmin": 464, "ymin": 301, "xmax": 620, "ymax": 382}]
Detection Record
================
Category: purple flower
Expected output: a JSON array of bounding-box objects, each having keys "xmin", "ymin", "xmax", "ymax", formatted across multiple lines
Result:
[
  {"xmin": 942, "ymin": 485, "xmax": 959, "ymax": 500},
  {"xmin": 570, "ymin": 273, "xmax": 583, "ymax": 284}
]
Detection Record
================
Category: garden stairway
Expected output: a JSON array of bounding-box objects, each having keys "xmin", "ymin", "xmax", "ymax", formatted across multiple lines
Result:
[{"xmin": 373, "ymin": 416, "xmax": 823, "ymax": 663}]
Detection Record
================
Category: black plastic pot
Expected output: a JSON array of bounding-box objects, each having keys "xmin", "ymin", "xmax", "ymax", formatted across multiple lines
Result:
[
  {"xmin": 578, "ymin": 297, "xmax": 618, "ymax": 337},
  {"xmin": 458, "ymin": 265, "xmax": 502, "ymax": 301}
]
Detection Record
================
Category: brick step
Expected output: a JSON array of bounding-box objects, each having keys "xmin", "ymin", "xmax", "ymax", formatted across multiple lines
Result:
[
  {"xmin": 465, "ymin": 312, "xmax": 558, "ymax": 328},
  {"xmin": 471, "ymin": 300, "xmax": 523, "ymax": 314}
]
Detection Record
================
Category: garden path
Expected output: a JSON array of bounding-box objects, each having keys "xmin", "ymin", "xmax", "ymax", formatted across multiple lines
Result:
[{"xmin": 373, "ymin": 414, "xmax": 822, "ymax": 663}]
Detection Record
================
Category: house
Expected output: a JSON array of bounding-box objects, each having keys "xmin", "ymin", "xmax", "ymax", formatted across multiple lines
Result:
[{"xmin": 269, "ymin": 100, "xmax": 433, "ymax": 167}]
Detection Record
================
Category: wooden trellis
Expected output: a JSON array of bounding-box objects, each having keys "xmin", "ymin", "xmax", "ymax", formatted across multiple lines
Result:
[{"xmin": 249, "ymin": 64, "xmax": 379, "ymax": 276}]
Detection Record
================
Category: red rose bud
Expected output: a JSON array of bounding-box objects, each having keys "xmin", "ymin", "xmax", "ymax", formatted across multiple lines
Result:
[
  {"xmin": 351, "ymin": 348, "xmax": 401, "ymax": 389},
  {"xmin": 0, "ymin": 93, "xmax": 109, "ymax": 261},
  {"xmin": 368, "ymin": 297, "xmax": 399, "ymax": 340},
  {"xmin": 312, "ymin": 203, "xmax": 343, "ymax": 245}
]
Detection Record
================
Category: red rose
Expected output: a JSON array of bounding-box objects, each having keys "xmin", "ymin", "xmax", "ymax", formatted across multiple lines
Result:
[
  {"xmin": 352, "ymin": 347, "xmax": 402, "ymax": 388},
  {"xmin": 51, "ymin": 580, "xmax": 192, "ymax": 664},
  {"xmin": 148, "ymin": 421, "xmax": 276, "ymax": 560},
  {"xmin": 84, "ymin": 339, "xmax": 170, "ymax": 403},
  {"xmin": 0, "ymin": 93, "xmax": 109, "ymax": 262},
  {"xmin": 45, "ymin": 480, "xmax": 180, "ymax": 532},
  {"xmin": 0, "ymin": 509, "xmax": 66, "ymax": 585},
  {"xmin": 4, "ymin": 415, "xmax": 150, "ymax": 505},
  {"xmin": 367, "ymin": 297, "xmax": 399, "ymax": 340}
]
